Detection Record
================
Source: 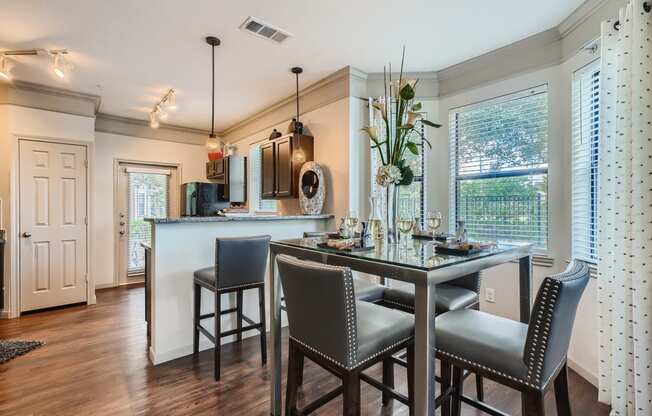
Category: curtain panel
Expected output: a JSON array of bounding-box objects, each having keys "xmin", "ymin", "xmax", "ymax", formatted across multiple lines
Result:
[{"xmin": 597, "ymin": 1, "xmax": 652, "ymax": 415}]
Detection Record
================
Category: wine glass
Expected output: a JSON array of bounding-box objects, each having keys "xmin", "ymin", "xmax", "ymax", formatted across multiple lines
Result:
[
  {"xmin": 397, "ymin": 199, "xmax": 415, "ymax": 249},
  {"xmin": 426, "ymin": 209, "xmax": 443, "ymax": 237},
  {"xmin": 345, "ymin": 210, "xmax": 359, "ymax": 238}
]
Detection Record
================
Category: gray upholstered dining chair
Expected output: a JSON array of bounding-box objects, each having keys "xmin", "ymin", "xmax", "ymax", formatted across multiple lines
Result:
[
  {"xmin": 277, "ymin": 254, "xmax": 415, "ymax": 416},
  {"xmin": 381, "ymin": 272, "xmax": 486, "ymax": 401},
  {"xmin": 437, "ymin": 260, "xmax": 590, "ymax": 416},
  {"xmin": 193, "ymin": 235, "xmax": 270, "ymax": 381}
]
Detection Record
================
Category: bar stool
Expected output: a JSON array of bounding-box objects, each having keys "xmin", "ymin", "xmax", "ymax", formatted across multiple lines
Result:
[
  {"xmin": 193, "ymin": 235, "xmax": 271, "ymax": 381},
  {"xmin": 437, "ymin": 260, "xmax": 590, "ymax": 416},
  {"xmin": 382, "ymin": 272, "xmax": 485, "ymax": 400},
  {"xmin": 277, "ymin": 254, "xmax": 415, "ymax": 416}
]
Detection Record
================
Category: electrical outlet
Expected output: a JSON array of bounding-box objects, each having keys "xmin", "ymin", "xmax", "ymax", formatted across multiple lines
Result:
[{"xmin": 485, "ymin": 287, "xmax": 496, "ymax": 303}]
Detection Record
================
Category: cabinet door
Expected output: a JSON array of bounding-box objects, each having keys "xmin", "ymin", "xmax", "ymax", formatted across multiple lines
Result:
[
  {"xmin": 260, "ymin": 142, "xmax": 276, "ymax": 199},
  {"xmin": 275, "ymin": 137, "xmax": 293, "ymax": 197}
]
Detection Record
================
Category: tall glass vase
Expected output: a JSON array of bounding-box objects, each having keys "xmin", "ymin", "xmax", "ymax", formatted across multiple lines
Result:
[{"xmin": 385, "ymin": 183, "xmax": 399, "ymax": 244}]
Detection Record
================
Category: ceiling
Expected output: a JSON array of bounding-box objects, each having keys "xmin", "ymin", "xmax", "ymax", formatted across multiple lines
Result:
[{"xmin": 0, "ymin": 0, "xmax": 584, "ymax": 133}]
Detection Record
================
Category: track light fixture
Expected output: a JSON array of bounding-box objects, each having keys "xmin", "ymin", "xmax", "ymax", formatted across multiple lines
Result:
[
  {"xmin": 0, "ymin": 48, "xmax": 72, "ymax": 80},
  {"xmin": 51, "ymin": 51, "xmax": 72, "ymax": 79},
  {"xmin": 0, "ymin": 55, "xmax": 14, "ymax": 81},
  {"xmin": 149, "ymin": 89, "xmax": 177, "ymax": 129}
]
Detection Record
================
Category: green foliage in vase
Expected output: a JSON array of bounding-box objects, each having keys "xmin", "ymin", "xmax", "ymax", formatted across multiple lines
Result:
[{"xmin": 361, "ymin": 47, "xmax": 441, "ymax": 186}]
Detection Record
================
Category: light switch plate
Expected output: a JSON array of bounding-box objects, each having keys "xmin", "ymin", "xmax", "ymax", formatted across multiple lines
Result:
[{"xmin": 485, "ymin": 287, "xmax": 496, "ymax": 303}]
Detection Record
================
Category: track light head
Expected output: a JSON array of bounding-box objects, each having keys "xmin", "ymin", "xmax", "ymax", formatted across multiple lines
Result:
[
  {"xmin": 156, "ymin": 104, "xmax": 168, "ymax": 120},
  {"xmin": 51, "ymin": 51, "xmax": 71, "ymax": 79},
  {"xmin": 149, "ymin": 112, "xmax": 160, "ymax": 129},
  {"xmin": 0, "ymin": 55, "xmax": 14, "ymax": 81},
  {"xmin": 164, "ymin": 90, "xmax": 177, "ymax": 111}
]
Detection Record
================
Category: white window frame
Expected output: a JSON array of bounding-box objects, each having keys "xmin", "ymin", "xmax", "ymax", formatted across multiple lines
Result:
[
  {"xmin": 571, "ymin": 59, "xmax": 601, "ymax": 264},
  {"xmin": 448, "ymin": 85, "xmax": 550, "ymax": 250}
]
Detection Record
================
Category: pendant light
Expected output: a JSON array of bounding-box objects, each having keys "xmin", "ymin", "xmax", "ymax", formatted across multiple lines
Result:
[
  {"xmin": 287, "ymin": 66, "xmax": 303, "ymax": 135},
  {"xmin": 289, "ymin": 66, "xmax": 306, "ymax": 163},
  {"xmin": 205, "ymin": 36, "xmax": 223, "ymax": 160}
]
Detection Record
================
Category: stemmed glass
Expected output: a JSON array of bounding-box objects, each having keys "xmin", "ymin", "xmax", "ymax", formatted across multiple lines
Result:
[
  {"xmin": 344, "ymin": 210, "xmax": 359, "ymax": 238},
  {"xmin": 426, "ymin": 209, "xmax": 443, "ymax": 238},
  {"xmin": 397, "ymin": 199, "xmax": 415, "ymax": 249}
]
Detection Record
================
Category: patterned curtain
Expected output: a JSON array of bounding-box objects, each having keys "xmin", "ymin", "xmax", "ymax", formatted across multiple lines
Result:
[{"xmin": 597, "ymin": 2, "xmax": 652, "ymax": 415}]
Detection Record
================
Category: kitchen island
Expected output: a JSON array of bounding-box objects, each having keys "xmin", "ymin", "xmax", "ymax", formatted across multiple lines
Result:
[{"xmin": 144, "ymin": 214, "xmax": 332, "ymax": 365}]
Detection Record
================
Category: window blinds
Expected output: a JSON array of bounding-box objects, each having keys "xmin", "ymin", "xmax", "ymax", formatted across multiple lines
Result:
[
  {"xmin": 250, "ymin": 144, "xmax": 277, "ymax": 213},
  {"xmin": 449, "ymin": 85, "xmax": 549, "ymax": 248},
  {"xmin": 571, "ymin": 61, "xmax": 600, "ymax": 263}
]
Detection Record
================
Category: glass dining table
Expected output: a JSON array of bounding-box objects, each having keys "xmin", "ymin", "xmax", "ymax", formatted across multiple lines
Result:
[{"xmin": 267, "ymin": 237, "xmax": 532, "ymax": 416}]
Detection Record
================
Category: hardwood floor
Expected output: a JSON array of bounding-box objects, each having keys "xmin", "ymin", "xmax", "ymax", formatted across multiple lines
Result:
[{"xmin": 0, "ymin": 286, "xmax": 609, "ymax": 415}]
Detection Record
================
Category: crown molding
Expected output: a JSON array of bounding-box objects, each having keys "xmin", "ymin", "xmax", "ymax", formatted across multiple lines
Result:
[
  {"xmin": 0, "ymin": 80, "xmax": 101, "ymax": 117},
  {"xmin": 95, "ymin": 113, "xmax": 209, "ymax": 145},
  {"xmin": 558, "ymin": 0, "xmax": 610, "ymax": 37},
  {"xmin": 221, "ymin": 66, "xmax": 359, "ymax": 142}
]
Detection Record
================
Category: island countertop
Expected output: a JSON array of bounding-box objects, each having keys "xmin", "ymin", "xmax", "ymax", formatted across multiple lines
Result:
[{"xmin": 145, "ymin": 214, "xmax": 333, "ymax": 224}]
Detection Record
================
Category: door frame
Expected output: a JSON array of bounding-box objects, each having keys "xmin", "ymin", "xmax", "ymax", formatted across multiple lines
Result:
[
  {"xmin": 11, "ymin": 136, "xmax": 94, "ymax": 318},
  {"xmin": 112, "ymin": 159, "xmax": 181, "ymax": 287}
]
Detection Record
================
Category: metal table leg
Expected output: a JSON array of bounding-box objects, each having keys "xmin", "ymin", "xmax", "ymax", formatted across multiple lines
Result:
[
  {"xmin": 413, "ymin": 277, "xmax": 436, "ymax": 415},
  {"xmin": 269, "ymin": 251, "xmax": 282, "ymax": 416}
]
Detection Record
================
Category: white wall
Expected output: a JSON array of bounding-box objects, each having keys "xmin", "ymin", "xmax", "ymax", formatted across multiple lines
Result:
[
  {"xmin": 0, "ymin": 105, "xmax": 96, "ymax": 315},
  {"xmin": 430, "ymin": 48, "xmax": 601, "ymax": 385},
  {"xmin": 92, "ymin": 132, "xmax": 206, "ymax": 288},
  {"xmin": 230, "ymin": 97, "xmax": 354, "ymax": 222}
]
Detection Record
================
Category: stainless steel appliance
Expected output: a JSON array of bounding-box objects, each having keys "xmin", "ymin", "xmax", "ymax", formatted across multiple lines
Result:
[{"xmin": 180, "ymin": 182, "xmax": 229, "ymax": 216}]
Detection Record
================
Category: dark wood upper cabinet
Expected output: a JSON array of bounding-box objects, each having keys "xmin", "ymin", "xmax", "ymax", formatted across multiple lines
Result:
[
  {"xmin": 260, "ymin": 133, "xmax": 314, "ymax": 199},
  {"xmin": 274, "ymin": 136, "xmax": 293, "ymax": 197},
  {"xmin": 261, "ymin": 142, "xmax": 276, "ymax": 199}
]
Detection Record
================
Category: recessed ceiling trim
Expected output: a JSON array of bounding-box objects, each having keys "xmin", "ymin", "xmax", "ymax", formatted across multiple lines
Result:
[{"xmin": 239, "ymin": 16, "xmax": 293, "ymax": 44}]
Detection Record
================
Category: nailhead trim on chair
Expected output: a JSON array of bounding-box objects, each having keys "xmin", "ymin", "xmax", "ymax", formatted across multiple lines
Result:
[
  {"xmin": 523, "ymin": 260, "xmax": 588, "ymax": 386},
  {"xmin": 382, "ymin": 298, "xmax": 415, "ymax": 311},
  {"xmin": 291, "ymin": 335, "xmax": 413, "ymax": 371},
  {"xmin": 436, "ymin": 348, "xmax": 539, "ymax": 388}
]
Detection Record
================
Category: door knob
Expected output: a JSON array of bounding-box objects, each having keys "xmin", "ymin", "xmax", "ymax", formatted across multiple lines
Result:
[
  {"xmin": 120, "ymin": 221, "xmax": 126, "ymax": 226},
  {"xmin": 119, "ymin": 231, "xmax": 125, "ymax": 235},
  {"xmin": 22, "ymin": 232, "xmax": 32, "ymax": 238}
]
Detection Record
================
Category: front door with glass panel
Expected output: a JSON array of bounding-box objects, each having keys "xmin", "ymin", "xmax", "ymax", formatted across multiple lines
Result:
[{"xmin": 116, "ymin": 163, "xmax": 178, "ymax": 284}]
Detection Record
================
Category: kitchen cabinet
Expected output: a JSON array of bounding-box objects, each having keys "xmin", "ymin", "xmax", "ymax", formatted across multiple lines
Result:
[{"xmin": 261, "ymin": 133, "xmax": 313, "ymax": 199}]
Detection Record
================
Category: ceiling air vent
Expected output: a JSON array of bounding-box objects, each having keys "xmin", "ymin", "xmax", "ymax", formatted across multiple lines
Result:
[{"xmin": 239, "ymin": 17, "xmax": 292, "ymax": 44}]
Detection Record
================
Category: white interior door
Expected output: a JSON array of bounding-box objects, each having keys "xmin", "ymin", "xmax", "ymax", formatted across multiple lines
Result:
[
  {"xmin": 116, "ymin": 163, "xmax": 178, "ymax": 284},
  {"xmin": 19, "ymin": 140, "xmax": 88, "ymax": 312}
]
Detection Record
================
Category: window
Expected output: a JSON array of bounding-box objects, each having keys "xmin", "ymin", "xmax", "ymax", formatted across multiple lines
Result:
[
  {"xmin": 370, "ymin": 107, "xmax": 427, "ymax": 228},
  {"xmin": 571, "ymin": 61, "xmax": 600, "ymax": 263},
  {"xmin": 449, "ymin": 86, "xmax": 549, "ymax": 248},
  {"xmin": 397, "ymin": 123, "xmax": 426, "ymax": 227},
  {"xmin": 127, "ymin": 172, "xmax": 168, "ymax": 273},
  {"xmin": 249, "ymin": 143, "xmax": 277, "ymax": 213}
]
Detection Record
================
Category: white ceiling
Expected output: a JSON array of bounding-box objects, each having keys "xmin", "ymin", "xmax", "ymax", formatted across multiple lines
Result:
[{"xmin": 0, "ymin": 0, "xmax": 583, "ymax": 133}]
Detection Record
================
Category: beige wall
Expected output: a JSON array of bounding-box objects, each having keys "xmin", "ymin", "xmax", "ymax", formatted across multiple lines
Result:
[
  {"xmin": 230, "ymin": 97, "xmax": 353, "ymax": 222},
  {"xmin": 92, "ymin": 132, "xmax": 206, "ymax": 288}
]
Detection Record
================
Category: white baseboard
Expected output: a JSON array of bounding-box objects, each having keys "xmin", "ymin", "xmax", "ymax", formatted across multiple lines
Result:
[
  {"xmin": 149, "ymin": 330, "xmax": 264, "ymax": 365},
  {"xmin": 568, "ymin": 357, "xmax": 598, "ymax": 387},
  {"xmin": 0, "ymin": 309, "xmax": 8, "ymax": 319},
  {"xmin": 95, "ymin": 282, "xmax": 117, "ymax": 290}
]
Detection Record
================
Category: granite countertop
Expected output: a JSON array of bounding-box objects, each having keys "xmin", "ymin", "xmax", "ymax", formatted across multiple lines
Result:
[{"xmin": 145, "ymin": 214, "xmax": 334, "ymax": 224}]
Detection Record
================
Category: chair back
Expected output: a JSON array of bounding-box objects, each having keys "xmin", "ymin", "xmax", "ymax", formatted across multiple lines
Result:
[
  {"xmin": 215, "ymin": 235, "xmax": 270, "ymax": 289},
  {"xmin": 448, "ymin": 271, "xmax": 482, "ymax": 294},
  {"xmin": 523, "ymin": 260, "xmax": 590, "ymax": 386},
  {"xmin": 276, "ymin": 254, "xmax": 358, "ymax": 368}
]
